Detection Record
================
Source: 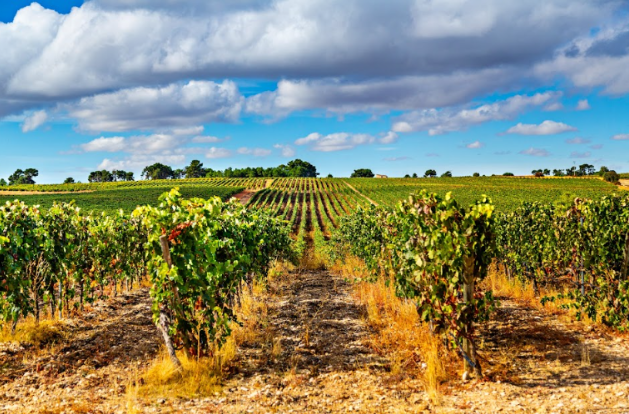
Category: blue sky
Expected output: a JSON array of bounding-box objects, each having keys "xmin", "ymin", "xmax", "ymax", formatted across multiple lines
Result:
[{"xmin": 1, "ymin": 1, "xmax": 629, "ymax": 183}]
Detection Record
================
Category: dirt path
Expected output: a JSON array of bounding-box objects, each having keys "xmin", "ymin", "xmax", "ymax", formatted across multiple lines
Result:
[
  {"xmin": 231, "ymin": 179, "xmax": 275, "ymax": 205},
  {"xmin": 182, "ymin": 269, "xmax": 429, "ymax": 413},
  {"xmin": 231, "ymin": 189, "xmax": 258, "ymax": 205},
  {"xmin": 0, "ymin": 288, "xmax": 160, "ymax": 413},
  {"xmin": 2, "ymin": 272, "xmax": 629, "ymax": 413},
  {"xmin": 342, "ymin": 181, "xmax": 379, "ymax": 206}
]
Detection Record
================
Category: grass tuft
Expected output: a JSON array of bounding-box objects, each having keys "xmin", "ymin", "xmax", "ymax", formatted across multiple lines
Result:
[
  {"xmin": 0, "ymin": 318, "xmax": 66, "ymax": 348},
  {"xmin": 347, "ymin": 263, "xmax": 451, "ymax": 406}
]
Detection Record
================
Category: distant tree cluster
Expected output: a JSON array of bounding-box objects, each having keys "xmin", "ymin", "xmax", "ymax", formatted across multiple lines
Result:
[
  {"xmin": 88, "ymin": 169, "xmax": 135, "ymax": 183},
  {"xmin": 350, "ymin": 169, "xmax": 374, "ymax": 178},
  {"xmin": 7, "ymin": 168, "xmax": 39, "ymax": 185},
  {"xmin": 532, "ymin": 164, "xmax": 602, "ymax": 177},
  {"xmin": 141, "ymin": 159, "xmax": 318, "ymax": 180}
]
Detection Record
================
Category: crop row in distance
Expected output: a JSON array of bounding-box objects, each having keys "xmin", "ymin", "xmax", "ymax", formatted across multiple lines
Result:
[
  {"xmin": 242, "ymin": 177, "xmax": 621, "ymax": 245},
  {"xmin": 2, "ymin": 176, "xmax": 619, "ymax": 217},
  {"xmin": 6, "ymin": 177, "xmax": 269, "ymax": 192},
  {"xmin": 340, "ymin": 176, "xmax": 619, "ymax": 211},
  {"xmin": 0, "ymin": 186, "xmax": 244, "ymax": 214}
]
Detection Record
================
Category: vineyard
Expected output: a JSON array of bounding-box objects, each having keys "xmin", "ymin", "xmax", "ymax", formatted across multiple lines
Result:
[
  {"xmin": 0, "ymin": 185, "xmax": 244, "ymax": 213},
  {"xmin": 1, "ymin": 176, "xmax": 629, "ymax": 412},
  {"xmin": 342, "ymin": 176, "xmax": 618, "ymax": 210}
]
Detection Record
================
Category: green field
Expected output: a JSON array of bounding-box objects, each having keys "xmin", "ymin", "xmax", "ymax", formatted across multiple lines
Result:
[
  {"xmin": 0, "ymin": 176, "xmax": 621, "ymax": 217},
  {"xmin": 341, "ymin": 176, "xmax": 619, "ymax": 211},
  {"xmin": 0, "ymin": 185, "xmax": 243, "ymax": 213}
]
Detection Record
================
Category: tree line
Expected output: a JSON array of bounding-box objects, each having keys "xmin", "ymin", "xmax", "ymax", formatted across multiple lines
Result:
[
  {"xmin": 139, "ymin": 159, "xmax": 318, "ymax": 180},
  {"xmin": 0, "ymin": 161, "xmax": 623, "ymax": 186}
]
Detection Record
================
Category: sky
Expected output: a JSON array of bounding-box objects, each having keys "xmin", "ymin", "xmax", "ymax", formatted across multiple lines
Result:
[{"xmin": 1, "ymin": 1, "xmax": 629, "ymax": 183}]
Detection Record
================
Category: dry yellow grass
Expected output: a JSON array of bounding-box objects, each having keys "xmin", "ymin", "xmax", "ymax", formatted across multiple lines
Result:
[
  {"xmin": 126, "ymin": 276, "xmax": 272, "ymax": 407},
  {"xmin": 333, "ymin": 256, "xmax": 450, "ymax": 405},
  {"xmin": 0, "ymin": 317, "xmax": 66, "ymax": 348},
  {"xmin": 483, "ymin": 265, "xmax": 597, "ymax": 324}
]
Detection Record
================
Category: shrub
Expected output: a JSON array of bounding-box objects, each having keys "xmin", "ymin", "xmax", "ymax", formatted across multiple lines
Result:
[{"xmin": 603, "ymin": 170, "xmax": 620, "ymax": 184}]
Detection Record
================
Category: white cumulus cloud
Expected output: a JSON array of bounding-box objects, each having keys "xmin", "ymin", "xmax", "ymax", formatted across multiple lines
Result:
[
  {"xmin": 21, "ymin": 110, "xmax": 48, "ymax": 132},
  {"xmin": 612, "ymin": 133, "xmax": 629, "ymax": 140},
  {"xmin": 206, "ymin": 147, "xmax": 233, "ymax": 159},
  {"xmin": 466, "ymin": 141, "xmax": 485, "ymax": 149},
  {"xmin": 505, "ymin": 120, "xmax": 576, "ymax": 135},
  {"xmin": 273, "ymin": 144, "xmax": 296, "ymax": 157},
  {"xmin": 295, "ymin": 132, "xmax": 376, "ymax": 152},
  {"xmin": 392, "ymin": 92, "xmax": 561, "ymax": 135},
  {"xmin": 576, "ymin": 99, "xmax": 591, "ymax": 110},
  {"xmin": 237, "ymin": 147, "xmax": 272, "ymax": 157},
  {"xmin": 519, "ymin": 147, "xmax": 551, "ymax": 157},
  {"xmin": 66, "ymin": 80, "xmax": 243, "ymax": 132}
]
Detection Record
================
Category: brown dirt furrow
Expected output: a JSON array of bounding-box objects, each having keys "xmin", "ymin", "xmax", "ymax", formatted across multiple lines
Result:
[
  {"xmin": 0, "ymin": 289, "xmax": 160, "ymax": 413},
  {"xmin": 312, "ymin": 191, "xmax": 327, "ymax": 235},
  {"xmin": 232, "ymin": 189, "xmax": 258, "ymax": 205},
  {"xmin": 291, "ymin": 192, "xmax": 303, "ymax": 234},
  {"xmin": 320, "ymin": 191, "xmax": 339, "ymax": 228}
]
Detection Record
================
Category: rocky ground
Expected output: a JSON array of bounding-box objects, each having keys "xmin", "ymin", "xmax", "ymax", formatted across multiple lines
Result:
[{"xmin": 1, "ymin": 269, "xmax": 628, "ymax": 413}]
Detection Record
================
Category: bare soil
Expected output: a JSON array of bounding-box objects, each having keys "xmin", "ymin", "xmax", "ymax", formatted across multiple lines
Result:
[
  {"xmin": 232, "ymin": 189, "xmax": 258, "ymax": 205},
  {"xmin": 1, "ymin": 271, "xmax": 629, "ymax": 413}
]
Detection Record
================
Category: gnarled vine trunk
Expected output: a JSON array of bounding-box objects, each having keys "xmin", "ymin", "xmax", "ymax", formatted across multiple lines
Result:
[
  {"xmin": 158, "ymin": 235, "xmax": 183, "ymax": 372},
  {"xmin": 462, "ymin": 256, "xmax": 482, "ymax": 380}
]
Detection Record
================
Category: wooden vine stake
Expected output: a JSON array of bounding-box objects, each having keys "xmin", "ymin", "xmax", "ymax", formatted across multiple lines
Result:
[
  {"xmin": 462, "ymin": 256, "xmax": 482, "ymax": 380},
  {"xmin": 158, "ymin": 234, "xmax": 183, "ymax": 372}
]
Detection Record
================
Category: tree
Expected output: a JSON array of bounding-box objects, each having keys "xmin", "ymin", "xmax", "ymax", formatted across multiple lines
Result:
[
  {"xmin": 424, "ymin": 169, "xmax": 437, "ymax": 178},
  {"xmin": 441, "ymin": 171, "xmax": 452, "ymax": 178},
  {"xmin": 598, "ymin": 166, "xmax": 609, "ymax": 176},
  {"xmin": 0, "ymin": 178, "xmax": 6, "ymax": 186},
  {"xmin": 8, "ymin": 168, "xmax": 38, "ymax": 185},
  {"xmin": 125, "ymin": 172, "xmax": 135, "ymax": 181},
  {"xmin": 404, "ymin": 174, "xmax": 411, "ymax": 178},
  {"xmin": 287, "ymin": 159, "xmax": 318, "ymax": 177},
  {"xmin": 503, "ymin": 172, "xmax": 514, "ymax": 176},
  {"xmin": 184, "ymin": 160, "xmax": 206, "ymax": 178},
  {"xmin": 534, "ymin": 171, "xmax": 544, "ymax": 178},
  {"xmin": 142, "ymin": 163, "xmax": 174, "ymax": 180},
  {"xmin": 327, "ymin": 174, "xmax": 333, "ymax": 178},
  {"xmin": 412, "ymin": 173, "xmax": 418, "ymax": 178},
  {"xmin": 64, "ymin": 177, "xmax": 75, "ymax": 184},
  {"xmin": 350, "ymin": 169, "xmax": 375, "ymax": 178},
  {"xmin": 173, "ymin": 169, "xmax": 184, "ymax": 179},
  {"xmin": 578, "ymin": 163, "xmax": 595, "ymax": 176},
  {"xmin": 543, "ymin": 169, "xmax": 550, "ymax": 175},
  {"xmin": 473, "ymin": 172, "xmax": 480, "ymax": 177},
  {"xmin": 88, "ymin": 170, "xmax": 114, "ymax": 183},
  {"xmin": 553, "ymin": 169, "xmax": 565, "ymax": 177}
]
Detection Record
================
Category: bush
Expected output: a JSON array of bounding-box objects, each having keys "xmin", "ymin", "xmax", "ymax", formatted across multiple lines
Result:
[
  {"xmin": 603, "ymin": 170, "xmax": 620, "ymax": 184},
  {"xmin": 534, "ymin": 171, "xmax": 544, "ymax": 178},
  {"xmin": 503, "ymin": 172, "xmax": 514, "ymax": 176}
]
